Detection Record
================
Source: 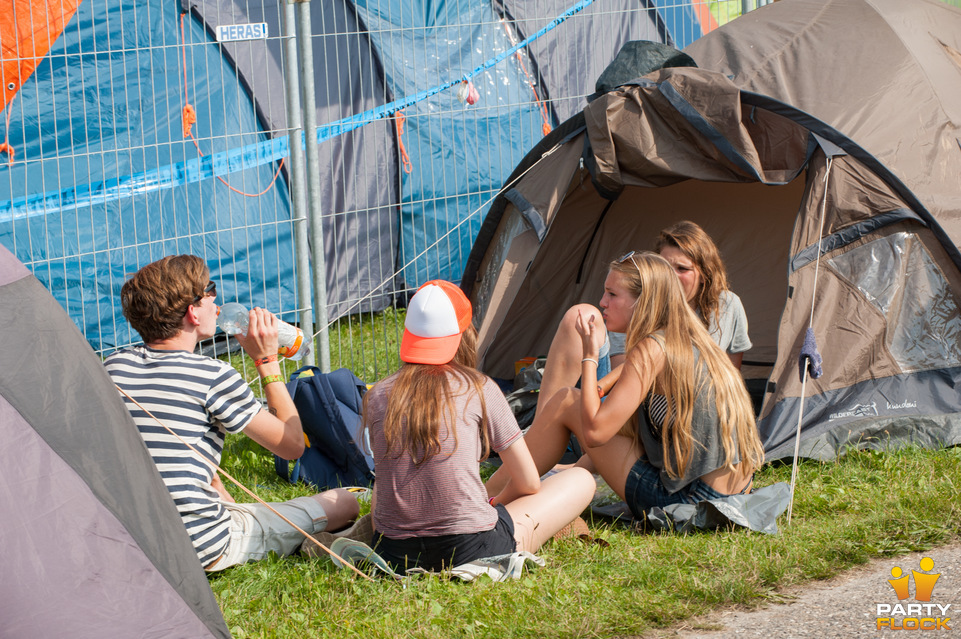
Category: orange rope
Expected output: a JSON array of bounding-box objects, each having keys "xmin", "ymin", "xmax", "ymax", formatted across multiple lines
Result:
[
  {"xmin": 180, "ymin": 14, "xmax": 195, "ymax": 138},
  {"xmin": 395, "ymin": 110, "xmax": 412, "ymax": 174},
  {"xmin": 502, "ymin": 22, "xmax": 552, "ymax": 136},
  {"xmin": 179, "ymin": 12, "xmax": 284, "ymax": 197}
]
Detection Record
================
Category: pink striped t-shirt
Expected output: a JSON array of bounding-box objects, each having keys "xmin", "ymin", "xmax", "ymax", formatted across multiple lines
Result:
[{"xmin": 366, "ymin": 371, "xmax": 522, "ymax": 538}]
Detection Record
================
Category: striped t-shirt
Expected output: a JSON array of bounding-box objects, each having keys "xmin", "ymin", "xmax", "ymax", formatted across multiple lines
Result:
[{"xmin": 104, "ymin": 345, "xmax": 262, "ymax": 567}]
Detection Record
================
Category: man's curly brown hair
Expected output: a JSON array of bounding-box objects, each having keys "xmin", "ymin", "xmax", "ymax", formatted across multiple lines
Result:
[{"xmin": 121, "ymin": 255, "xmax": 210, "ymax": 344}]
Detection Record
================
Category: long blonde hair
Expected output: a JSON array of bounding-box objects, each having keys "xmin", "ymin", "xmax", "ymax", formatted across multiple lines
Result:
[
  {"xmin": 367, "ymin": 324, "xmax": 490, "ymax": 466},
  {"xmin": 612, "ymin": 252, "xmax": 762, "ymax": 478}
]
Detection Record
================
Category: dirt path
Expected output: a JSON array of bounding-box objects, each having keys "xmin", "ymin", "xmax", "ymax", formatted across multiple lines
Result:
[{"xmin": 653, "ymin": 543, "xmax": 961, "ymax": 638}]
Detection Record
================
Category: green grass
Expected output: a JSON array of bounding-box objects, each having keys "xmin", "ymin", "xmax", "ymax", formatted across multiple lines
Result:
[
  {"xmin": 213, "ymin": 309, "xmax": 961, "ymax": 637},
  {"xmin": 214, "ymin": 434, "xmax": 961, "ymax": 637}
]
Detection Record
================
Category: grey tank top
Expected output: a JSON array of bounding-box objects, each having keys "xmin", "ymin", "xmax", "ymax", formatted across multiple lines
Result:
[{"xmin": 636, "ymin": 333, "xmax": 737, "ymax": 494}]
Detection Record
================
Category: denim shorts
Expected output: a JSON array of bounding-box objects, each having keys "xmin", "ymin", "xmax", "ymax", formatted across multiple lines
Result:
[
  {"xmin": 371, "ymin": 504, "xmax": 517, "ymax": 572},
  {"xmin": 623, "ymin": 456, "xmax": 735, "ymax": 520},
  {"xmin": 597, "ymin": 333, "xmax": 611, "ymax": 379}
]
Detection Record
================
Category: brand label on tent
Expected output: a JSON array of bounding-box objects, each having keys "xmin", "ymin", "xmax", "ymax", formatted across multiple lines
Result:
[{"xmin": 216, "ymin": 23, "xmax": 267, "ymax": 42}]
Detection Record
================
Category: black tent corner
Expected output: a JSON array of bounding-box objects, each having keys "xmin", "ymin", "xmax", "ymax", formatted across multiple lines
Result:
[{"xmin": 592, "ymin": 40, "xmax": 697, "ymax": 98}]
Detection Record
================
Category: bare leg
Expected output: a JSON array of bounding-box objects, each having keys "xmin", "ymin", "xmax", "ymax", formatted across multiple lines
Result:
[
  {"xmin": 575, "ymin": 433, "xmax": 640, "ymax": 502},
  {"xmin": 573, "ymin": 454, "xmax": 596, "ymax": 474},
  {"xmin": 507, "ymin": 467, "xmax": 596, "ymax": 553},
  {"xmin": 536, "ymin": 304, "xmax": 607, "ymax": 414},
  {"xmin": 487, "ymin": 386, "xmax": 581, "ymax": 498},
  {"xmin": 311, "ymin": 488, "xmax": 360, "ymax": 532}
]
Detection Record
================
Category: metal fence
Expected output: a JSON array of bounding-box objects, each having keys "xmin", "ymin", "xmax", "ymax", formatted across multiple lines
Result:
[{"xmin": 0, "ymin": 0, "xmax": 827, "ymax": 382}]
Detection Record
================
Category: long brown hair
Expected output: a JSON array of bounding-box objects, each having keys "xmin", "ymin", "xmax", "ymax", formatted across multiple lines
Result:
[
  {"xmin": 368, "ymin": 324, "xmax": 491, "ymax": 466},
  {"xmin": 655, "ymin": 221, "xmax": 729, "ymax": 329},
  {"xmin": 614, "ymin": 252, "xmax": 763, "ymax": 479}
]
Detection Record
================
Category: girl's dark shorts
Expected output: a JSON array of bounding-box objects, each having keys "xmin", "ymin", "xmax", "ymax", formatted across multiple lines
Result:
[{"xmin": 372, "ymin": 504, "xmax": 516, "ymax": 573}]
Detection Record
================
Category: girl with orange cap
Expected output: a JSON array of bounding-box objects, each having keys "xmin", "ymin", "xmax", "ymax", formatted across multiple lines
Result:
[{"xmin": 363, "ymin": 280, "xmax": 595, "ymax": 572}]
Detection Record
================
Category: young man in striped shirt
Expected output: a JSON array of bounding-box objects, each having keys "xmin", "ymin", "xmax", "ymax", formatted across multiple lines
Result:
[{"xmin": 105, "ymin": 255, "xmax": 359, "ymax": 571}]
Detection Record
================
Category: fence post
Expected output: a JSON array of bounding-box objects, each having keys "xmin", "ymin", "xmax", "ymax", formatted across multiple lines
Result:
[
  {"xmin": 294, "ymin": 0, "xmax": 332, "ymax": 373},
  {"xmin": 282, "ymin": 0, "xmax": 315, "ymax": 367}
]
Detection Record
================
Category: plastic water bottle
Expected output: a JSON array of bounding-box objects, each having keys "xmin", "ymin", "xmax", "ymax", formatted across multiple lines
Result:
[{"xmin": 217, "ymin": 302, "xmax": 311, "ymax": 361}]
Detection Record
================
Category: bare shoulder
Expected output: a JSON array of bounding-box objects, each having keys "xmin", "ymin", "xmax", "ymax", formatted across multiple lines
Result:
[{"xmin": 624, "ymin": 334, "xmax": 667, "ymax": 379}]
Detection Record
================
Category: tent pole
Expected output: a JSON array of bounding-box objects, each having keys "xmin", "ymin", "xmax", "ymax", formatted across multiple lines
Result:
[
  {"xmin": 295, "ymin": 0, "xmax": 332, "ymax": 373},
  {"xmin": 787, "ymin": 369, "xmax": 808, "ymax": 524},
  {"xmin": 282, "ymin": 0, "xmax": 315, "ymax": 368},
  {"xmin": 787, "ymin": 155, "xmax": 834, "ymax": 525}
]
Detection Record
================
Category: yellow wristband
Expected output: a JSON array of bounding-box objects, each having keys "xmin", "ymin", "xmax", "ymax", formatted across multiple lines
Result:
[{"xmin": 261, "ymin": 374, "xmax": 284, "ymax": 386}]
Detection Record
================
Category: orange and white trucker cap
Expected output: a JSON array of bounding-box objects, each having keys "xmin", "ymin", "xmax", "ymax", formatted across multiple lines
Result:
[{"xmin": 400, "ymin": 280, "xmax": 472, "ymax": 365}]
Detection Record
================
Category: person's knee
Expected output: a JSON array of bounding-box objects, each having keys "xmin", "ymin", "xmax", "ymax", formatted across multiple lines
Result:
[
  {"xmin": 560, "ymin": 304, "xmax": 601, "ymax": 331},
  {"xmin": 564, "ymin": 466, "xmax": 597, "ymax": 501},
  {"xmin": 314, "ymin": 488, "xmax": 361, "ymax": 528},
  {"xmin": 548, "ymin": 385, "xmax": 579, "ymax": 411}
]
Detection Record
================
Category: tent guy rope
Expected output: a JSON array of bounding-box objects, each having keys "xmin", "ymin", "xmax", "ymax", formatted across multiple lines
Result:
[{"xmin": 305, "ymin": 137, "xmax": 566, "ymax": 340}]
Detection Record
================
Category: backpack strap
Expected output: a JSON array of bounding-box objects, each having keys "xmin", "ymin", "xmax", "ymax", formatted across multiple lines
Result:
[{"xmin": 274, "ymin": 455, "xmax": 303, "ymax": 483}]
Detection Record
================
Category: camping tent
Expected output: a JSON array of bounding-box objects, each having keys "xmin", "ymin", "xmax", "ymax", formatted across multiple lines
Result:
[
  {"xmin": 0, "ymin": 0, "xmax": 711, "ymax": 353},
  {"xmin": 0, "ymin": 241, "xmax": 230, "ymax": 637},
  {"xmin": 462, "ymin": 0, "xmax": 961, "ymax": 461},
  {"xmin": 189, "ymin": 0, "xmax": 715, "ymax": 291}
]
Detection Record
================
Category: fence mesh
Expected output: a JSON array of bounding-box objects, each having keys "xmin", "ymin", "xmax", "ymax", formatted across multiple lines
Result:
[{"xmin": 13, "ymin": 0, "xmax": 953, "ymax": 383}]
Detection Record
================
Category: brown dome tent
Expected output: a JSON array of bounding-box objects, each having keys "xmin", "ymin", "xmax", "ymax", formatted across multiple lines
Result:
[
  {"xmin": 462, "ymin": 0, "xmax": 961, "ymax": 461},
  {"xmin": 0, "ymin": 242, "xmax": 230, "ymax": 637}
]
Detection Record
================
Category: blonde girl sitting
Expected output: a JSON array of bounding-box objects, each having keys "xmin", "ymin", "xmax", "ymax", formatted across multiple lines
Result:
[{"xmin": 486, "ymin": 253, "xmax": 763, "ymax": 517}]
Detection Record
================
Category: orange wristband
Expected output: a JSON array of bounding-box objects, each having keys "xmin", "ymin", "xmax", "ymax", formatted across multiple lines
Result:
[{"xmin": 253, "ymin": 354, "xmax": 278, "ymax": 366}]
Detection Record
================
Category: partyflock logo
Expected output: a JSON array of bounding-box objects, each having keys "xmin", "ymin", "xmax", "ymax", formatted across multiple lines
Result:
[{"xmin": 876, "ymin": 557, "xmax": 951, "ymax": 630}]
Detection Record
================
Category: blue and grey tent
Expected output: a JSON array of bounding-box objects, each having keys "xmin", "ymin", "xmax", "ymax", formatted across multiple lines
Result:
[{"xmin": 1, "ymin": 0, "xmax": 710, "ymax": 352}]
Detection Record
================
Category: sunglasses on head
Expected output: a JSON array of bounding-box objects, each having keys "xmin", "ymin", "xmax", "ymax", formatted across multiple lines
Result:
[
  {"xmin": 617, "ymin": 250, "xmax": 643, "ymax": 275},
  {"xmin": 191, "ymin": 280, "xmax": 216, "ymax": 305}
]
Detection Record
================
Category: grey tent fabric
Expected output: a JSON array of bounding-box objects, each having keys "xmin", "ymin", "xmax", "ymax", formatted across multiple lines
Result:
[
  {"xmin": 685, "ymin": 0, "xmax": 961, "ymax": 249},
  {"xmin": 492, "ymin": 0, "xmax": 673, "ymax": 123},
  {"xmin": 0, "ymin": 244, "xmax": 229, "ymax": 638},
  {"xmin": 464, "ymin": 0, "xmax": 961, "ymax": 464},
  {"xmin": 592, "ymin": 40, "xmax": 697, "ymax": 97},
  {"xmin": 645, "ymin": 483, "xmax": 791, "ymax": 535}
]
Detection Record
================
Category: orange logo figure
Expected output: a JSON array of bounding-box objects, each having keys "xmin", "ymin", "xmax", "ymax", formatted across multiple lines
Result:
[
  {"xmin": 888, "ymin": 566, "xmax": 911, "ymax": 600},
  {"xmin": 913, "ymin": 557, "xmax": 941, "ymax": 602},
  {"xmin": 888, "ymin": 557, "xmax": 941, "ymax": 602}
]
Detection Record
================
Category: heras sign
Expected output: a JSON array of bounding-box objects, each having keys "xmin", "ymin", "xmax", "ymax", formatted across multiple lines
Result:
[{"xmin": 216, "ymin": 23, "xmax": 268, "ymax": 42}]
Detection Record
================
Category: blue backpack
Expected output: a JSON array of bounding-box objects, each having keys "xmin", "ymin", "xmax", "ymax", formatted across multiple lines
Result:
[{"xmin": 275, "ymin": 366, "xmax": 375, "ymax": 490}]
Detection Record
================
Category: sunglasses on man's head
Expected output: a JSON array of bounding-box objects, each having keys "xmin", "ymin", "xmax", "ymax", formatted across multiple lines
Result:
[{"xmin": 191, "ymin": 280, "xmax": 216, "ymax": 305}]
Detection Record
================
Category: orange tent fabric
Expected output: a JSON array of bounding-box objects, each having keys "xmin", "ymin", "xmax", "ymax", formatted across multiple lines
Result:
[{"xmin": 1, "ymin": 0, "xmax": 82, "ymax": 111}]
